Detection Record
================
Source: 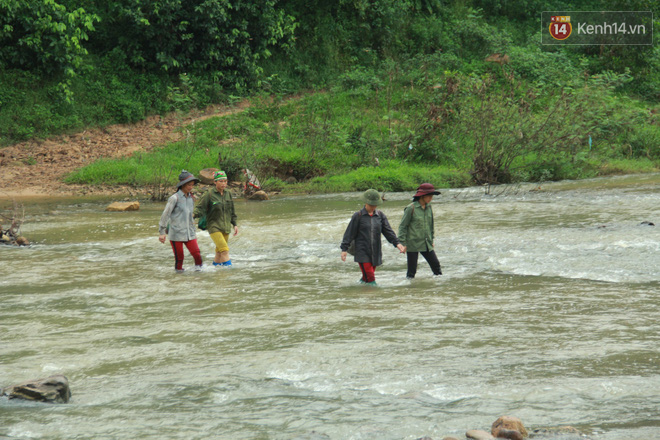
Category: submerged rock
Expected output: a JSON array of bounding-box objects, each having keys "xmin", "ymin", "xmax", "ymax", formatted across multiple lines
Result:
[
  {"xmin": 530, "ymin": 426, "xmax": 588, "ymax": 439},
  {"xmin": 2, "ymin": 375, "xmax": 71, "ymax": 403},
  {"xmin": 106, "ymin": 201, "xmax": 140, "ymax": 212},
  {"xmin": 639, "ymin": 221, "xmax": 655, "ymax": 226}
]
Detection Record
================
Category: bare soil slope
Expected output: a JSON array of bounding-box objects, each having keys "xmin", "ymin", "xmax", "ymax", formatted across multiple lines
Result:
[{"xmin": 0, "ymin": 102, "xmax": 248, "ymax": 198}]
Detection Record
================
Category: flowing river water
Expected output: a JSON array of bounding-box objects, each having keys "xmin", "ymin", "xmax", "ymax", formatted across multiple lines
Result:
[{"xmin": 1, "ymin": 174, "xmax": 659, "ymax": 440}]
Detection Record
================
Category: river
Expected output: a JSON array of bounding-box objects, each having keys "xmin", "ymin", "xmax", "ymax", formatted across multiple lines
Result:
[{"xmin": 1, "ymin": 174, "xmax": 659, "ymax": 440}]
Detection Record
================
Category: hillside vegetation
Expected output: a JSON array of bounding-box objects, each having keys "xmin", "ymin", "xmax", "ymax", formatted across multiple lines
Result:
[{"xmin": 2, "ymin": 0, "xmax": 659, "ymax": 195}]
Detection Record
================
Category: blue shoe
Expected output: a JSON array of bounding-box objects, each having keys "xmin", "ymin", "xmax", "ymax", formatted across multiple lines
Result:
[
  {"xmin": 212, "ymin": 262, "xmax": 222, "ymax": 267},
  {"xmin": 222, "ymin": 260, "xmax": 232, "ymax": 267}
]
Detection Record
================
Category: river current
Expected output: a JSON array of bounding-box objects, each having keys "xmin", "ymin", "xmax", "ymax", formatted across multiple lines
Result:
[{"xmin": 1, "ymin": 174, "xmax": 659, "ymax": 440}]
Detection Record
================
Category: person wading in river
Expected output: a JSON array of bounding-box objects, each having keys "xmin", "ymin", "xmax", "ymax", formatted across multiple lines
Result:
[
  {"xmin": 398, "ymin": 183, "xmax": 442, "ymax": 279},
  {"xmin": 158, "ymin": 170, "xmax": 203, "ymax": 272},
  {"xmin": 194, "ymin": 170, "xmax": 238, "ymax": 267},
  {"xmin": 340, "ymin": 189, "xmax": 405, "ymax": 285}
]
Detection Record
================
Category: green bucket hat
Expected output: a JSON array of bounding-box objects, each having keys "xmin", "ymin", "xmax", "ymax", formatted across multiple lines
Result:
[
  {"xmin": 362, "ymin": 189, "xmax": 382, "ymax": 206},
  {"xmin": 214, "ymin": 170, "xmax": 228, "ymax": 181}
]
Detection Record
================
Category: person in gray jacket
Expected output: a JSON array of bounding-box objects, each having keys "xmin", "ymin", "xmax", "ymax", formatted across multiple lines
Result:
[
  {"xmin": 158, "ymin": 170, "xmax": 203, "ymax": 272},
  {"xmin": 340, "ymin": 189, "xmax": 405, "ymax": 285}
]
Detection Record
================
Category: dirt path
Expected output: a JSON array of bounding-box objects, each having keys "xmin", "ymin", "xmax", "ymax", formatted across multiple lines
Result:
[{"xmin": 0, "ymin": 101, "xmax": 249, "ymax": 199}]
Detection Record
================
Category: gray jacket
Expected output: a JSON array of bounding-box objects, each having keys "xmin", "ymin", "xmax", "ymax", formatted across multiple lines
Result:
[{"xmin": 159, "ymin": 190, "xmax": 197, "ymax": 241}]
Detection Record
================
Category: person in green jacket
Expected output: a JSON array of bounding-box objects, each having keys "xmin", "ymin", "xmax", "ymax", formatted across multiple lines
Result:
[
  {"xmin": 194, "ymin": 171, "xmax": 238, "ymax": 267},
  {"xmin": 398, "ymin": 183, "xmax": 442, "ymax": 279}
]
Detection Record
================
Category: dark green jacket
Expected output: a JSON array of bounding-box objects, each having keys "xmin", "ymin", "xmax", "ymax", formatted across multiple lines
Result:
[
  {"xmin": 194, "ymin": 187, "xmax": 237, "ymax": 234},
  {"xmin": 398, "ymin": 201, "xmax": 434, "ymax": 252}
]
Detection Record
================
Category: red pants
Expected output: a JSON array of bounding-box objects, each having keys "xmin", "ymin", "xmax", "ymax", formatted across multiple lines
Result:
[
  {"xmin": 170, "ymin": 239, "xmax": 202, "ymax": 270},
  {"xmin": 358, "ymin": 262, "xmax": 376, "ymax": 283}
]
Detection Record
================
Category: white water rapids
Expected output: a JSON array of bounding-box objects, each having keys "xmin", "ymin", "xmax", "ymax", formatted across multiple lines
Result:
[{"xmin": 1, "ymin": 174, "xmax": 658, "ymax": 439}]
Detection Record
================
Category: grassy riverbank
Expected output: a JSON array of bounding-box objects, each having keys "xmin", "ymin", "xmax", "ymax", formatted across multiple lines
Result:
[
  {"xmin": 64, "ymin": 64, "xmax": 660, "ymax": 194},
  {"xmin": 3, "ymin": 1, "xmax": 660, "ymax": 195}
]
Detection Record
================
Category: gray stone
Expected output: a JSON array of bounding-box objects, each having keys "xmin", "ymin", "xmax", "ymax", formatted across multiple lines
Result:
[
  {"xmin": 467, "ymin": 429, "xmax": 495, "ymax": 440},
  {"xmin": 2, "ymin": 375, "xmax": 71, "ymax": 403}
]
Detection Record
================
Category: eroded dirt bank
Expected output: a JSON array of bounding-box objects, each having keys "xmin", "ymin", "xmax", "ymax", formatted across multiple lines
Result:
[{"xmin": 0, "ymin": 102, "xmax": 248, "ymax": 199}]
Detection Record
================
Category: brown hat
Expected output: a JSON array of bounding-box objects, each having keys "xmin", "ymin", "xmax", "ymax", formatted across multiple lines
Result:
[{"xmin": 413, "ymin": 183, "xmax": 440, "ymax": 198}]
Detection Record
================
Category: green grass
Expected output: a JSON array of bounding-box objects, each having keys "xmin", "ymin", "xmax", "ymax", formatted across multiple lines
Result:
[{"xmin": 63, "ymin": 54, "xmax": 660, "ymax": 193}]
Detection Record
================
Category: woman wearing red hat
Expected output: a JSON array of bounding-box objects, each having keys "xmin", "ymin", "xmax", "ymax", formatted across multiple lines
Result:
[{"xmin": 398, "ymin": 183, "xmax": 442, "ymax": 279}]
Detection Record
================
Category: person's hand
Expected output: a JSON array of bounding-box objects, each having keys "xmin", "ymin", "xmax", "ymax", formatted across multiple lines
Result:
[
  {"xmin": 397, "ymin": 244, "xmax": 406, "ymax": 253},
  {"xmin": 233, "ymin": 225, "xmax": 239, "ymax": 236},
  {"xmin": 159, "ymin": 234, "xmax": 167, "ymax": 244},
  {"xmin": 341, "ymin": 251, "xmax": 347, "ymax": 262}
]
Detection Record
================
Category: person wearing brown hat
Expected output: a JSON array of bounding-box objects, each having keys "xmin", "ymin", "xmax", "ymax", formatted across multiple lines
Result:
[
  {"xmin": 158, "ymin": 170, "xmax": 203, "ymax": 272},
  {"xmin": 194, "ymin": 170, "xmax": 238, "ymax": 267},
  {"xmin": 340, "ymin": 189, "xmax": 405, "ymax": 285},
  {"xmin": 398, "ymin": 183, "xmax": 442, "ymax": 279}
]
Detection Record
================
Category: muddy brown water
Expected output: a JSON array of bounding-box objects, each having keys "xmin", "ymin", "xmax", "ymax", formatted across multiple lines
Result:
[{"xmin": 1, "ymin": 174, "xmax": 659, "ymax": 439}]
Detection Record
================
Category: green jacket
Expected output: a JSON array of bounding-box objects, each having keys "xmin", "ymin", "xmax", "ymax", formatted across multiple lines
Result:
[
  {"xmin": 194, "ymin": 187, "xmax": 237, "ymax": 234},
  {"xmin": 397, "ymin": 201, "xmax": 435, "ymax": 252}
]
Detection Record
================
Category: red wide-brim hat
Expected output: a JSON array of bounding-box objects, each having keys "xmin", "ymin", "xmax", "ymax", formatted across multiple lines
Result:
[{"xmin": 413, "ymin": 183, "xmax": 441, "ymax": 197}]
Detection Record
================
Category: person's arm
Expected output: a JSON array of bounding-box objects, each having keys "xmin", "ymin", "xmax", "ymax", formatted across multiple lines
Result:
[
  {"xmin": 158, "ymin": 195, "xmax": 177, "ymax": 241},
  {"xmin": 340, "ymin": 212, "xmax": 359, "ymax": 252},
  {"xmin": 398, "ymin": 205, "xmax": 412, "ymax": 246},
  {"xmin": 230, "ymin": 193, "xmax": 238, "ymax": 228},
  {"xmin": 381, "ymin": 212, "xmax": 405, "ymax": 253},
  {"xmin": 193, "ymin": 190, "xmax": 208, "ymax": 219}
]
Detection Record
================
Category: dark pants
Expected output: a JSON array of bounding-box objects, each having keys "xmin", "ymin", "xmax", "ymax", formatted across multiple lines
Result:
[{"xmin": 406, "ymin": 250, "xmax": 442, "ymax": 278}]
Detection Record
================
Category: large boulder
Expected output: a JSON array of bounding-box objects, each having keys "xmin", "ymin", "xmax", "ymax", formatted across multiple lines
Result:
[
  {"xmin": 106, "ymin": 201, "xmax": 140, "ymax": 212},
  {"xmin": 199, "ymin": 168, "xmax": 219, "ymax": 185},
  {"xmin": 2, "ymin": 375, "xmax": 71, "ymax": 403},
  {"xmin": 248, "ymin": 190, "xmax": 269, "ymax": 201},
  {"xmin": 492, "ymin": 416, "xmax": 528, "ymax": 438}
]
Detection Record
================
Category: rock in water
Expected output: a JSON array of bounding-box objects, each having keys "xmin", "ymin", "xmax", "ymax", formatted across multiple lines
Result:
[
  {"xmin": 248, "ymin": 190, "xmax": 269, "ymax": 201},
  {"xmin": 495, "ymin": 428, "xmax": 523, "ymax": 440},
  {"xmin": 467, "ymin": 430, "xmax": 495, "ymax": 440},
  {"xmin": 106, "ymin": 201, "xmax": 140, "ymax": 212},
  {"xmin": 2, "ymin": 375, "xmax": 71, "ymax": 403},
  {"xmin": 492, "ymin": 416, "xmax": 528, "ymax": 438},
  {"xmin": 199, "ymin": 168, "xmax": 219, "ymax": 185}
]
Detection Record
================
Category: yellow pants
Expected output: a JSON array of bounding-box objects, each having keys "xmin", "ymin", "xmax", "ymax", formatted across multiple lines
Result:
[{"xmin": 210, "ymin": 231, "xmax": 230, "ymax": 253}]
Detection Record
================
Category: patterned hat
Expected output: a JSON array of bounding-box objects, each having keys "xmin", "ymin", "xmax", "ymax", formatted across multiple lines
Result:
[
  {"xmin": 177, "ymin": 170, "xmax": 200, "ymax": 187},
  {"xmin": 214, "ymin": 170, "xmax": 228, "ymax": 181}
]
